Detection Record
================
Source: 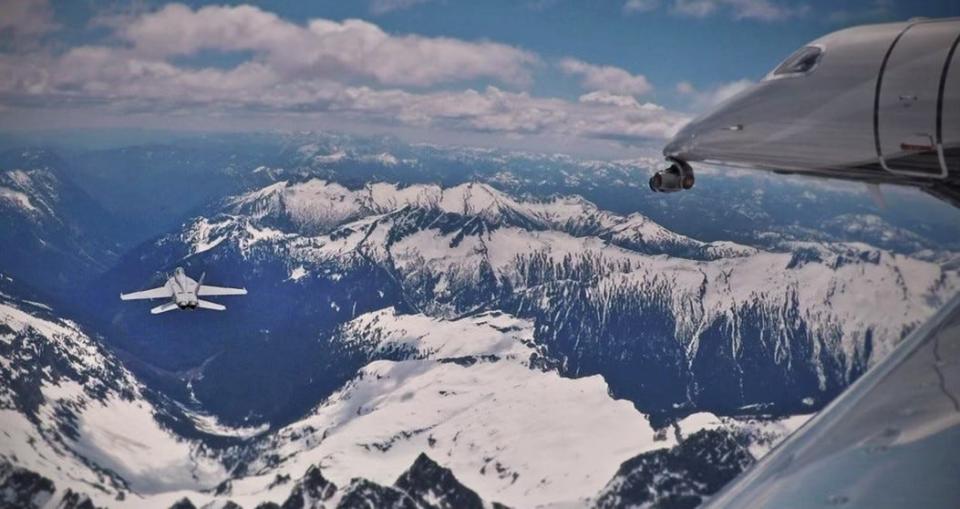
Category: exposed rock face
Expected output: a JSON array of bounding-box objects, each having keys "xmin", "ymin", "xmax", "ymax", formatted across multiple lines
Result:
[
  {"xmin": 167, "ymin": 499, "xmax": 196, "ymax": 509},
  {"xmin": 594, "ymin": 429, "xmax": 754, "ymax": 509},
  {"xmin": 0, "ymin": 462, "xmax": 55, "ymax": 509},
  {"xmin": 337, "ymin": 479, "xmax": 419, "ymax": 509},
  {"xmin": 394, "ymin": 454, "xmax": 486, "ymax": 509},
  {"xmin": 281, "ymin": 466, "xmax": 337, "ymax": 509}
]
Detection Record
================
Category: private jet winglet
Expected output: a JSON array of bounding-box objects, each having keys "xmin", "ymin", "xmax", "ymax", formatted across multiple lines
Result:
[{"xmin": 120, "ymin": 267, "xmax": 247, "ymax": 314}]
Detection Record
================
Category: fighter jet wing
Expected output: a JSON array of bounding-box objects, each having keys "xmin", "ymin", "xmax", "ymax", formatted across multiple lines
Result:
[
  {"xmin": 196, "ymin": 299, "xmax": 226, "ymax": 311},
  {"xmin": 703, "ymin": 292, "xmax": 960, "ymax": 508},
  {"xmin": 150, "ymin": 302, "xmax": 179, "ymax": 314},
  {"xmin": 120, "ymin": 285, "xmax": 171, "ymax": 301},
  {"xmin": 197, "ymin": 285, "xmax": 247, "ymax": 296}
]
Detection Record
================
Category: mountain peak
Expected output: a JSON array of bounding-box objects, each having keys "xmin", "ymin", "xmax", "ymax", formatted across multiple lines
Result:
[
  {"xmin": 438, "ymin": 182, "xmax": 514, "ymax": 218},
  {"xmin": 394, "ymin": 453, "xmax": 485, "ymax": 509},
  {"xmin": 338, "ymin": 478, "xmax": 419, "ymax": 509},
  {"xmin": 281, "ymin": 465, "xmax": 337, "ymax": 508}
]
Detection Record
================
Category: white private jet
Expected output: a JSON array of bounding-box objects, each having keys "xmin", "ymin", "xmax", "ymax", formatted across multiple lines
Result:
[
  {"xmin": 651, "ymin": 17, "xmax": 960, "ymax": 208},
  {"xmin": 120, "ymin": 267, "xmax": 247, "ymax": 314},
  {"xmin": 646, "ymin": 17, "xmax": 960, "ymax": 508}
]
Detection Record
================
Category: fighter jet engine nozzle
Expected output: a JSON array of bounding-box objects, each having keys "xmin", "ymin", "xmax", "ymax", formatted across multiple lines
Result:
[{"xmin": 649, "ymin": 159, "xmax": 694, "ymax": 193}]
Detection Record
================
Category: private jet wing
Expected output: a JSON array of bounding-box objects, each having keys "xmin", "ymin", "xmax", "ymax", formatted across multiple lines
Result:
[
  {"xmin": 120, "ymin": 285, "xmax": 171, "ymax": 301},
  {"xmin": 197, "ymin": 285, "xmax": 247, "ymax": 297},
  {"xmin": 703, "ymin": 292, "xmax": 960, "ymax": 508}
]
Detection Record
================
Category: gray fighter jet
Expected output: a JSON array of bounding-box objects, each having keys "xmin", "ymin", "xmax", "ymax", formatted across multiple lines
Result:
[{"xmin": 120, "ymin": 267, "xmax": 247, "ymax": 314}]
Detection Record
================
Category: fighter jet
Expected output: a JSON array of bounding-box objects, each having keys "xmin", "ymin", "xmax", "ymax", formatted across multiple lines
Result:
[{"xmin": 120, "ymin": 267, "xmax": 247, "ymax": 314}]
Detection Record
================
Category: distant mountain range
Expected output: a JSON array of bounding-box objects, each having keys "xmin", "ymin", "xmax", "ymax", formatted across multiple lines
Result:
[
  {"xmin": 102, "ymin": 179, "xmax": 956, "ymax": 426},
  {"xmin": 1, "ymin": 132, "xmax": 958, "ymax": 508}
]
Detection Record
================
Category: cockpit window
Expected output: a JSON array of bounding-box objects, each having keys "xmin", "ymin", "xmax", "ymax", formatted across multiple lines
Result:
[{"xmin": 772, "ymin": 46, "xmax": 823, "ymax": 77}]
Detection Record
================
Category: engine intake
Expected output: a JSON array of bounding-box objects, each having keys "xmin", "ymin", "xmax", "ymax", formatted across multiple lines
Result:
[{"xmin": 649, "ymin": 159, "xmax": 694, "ymax": 193}]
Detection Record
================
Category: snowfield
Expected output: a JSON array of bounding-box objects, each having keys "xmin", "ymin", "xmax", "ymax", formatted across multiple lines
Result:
[
  {"xmin": 233, "ymin": 309, "xmax": 668, "ymax": 508},
  {"xmin": 0, "ymin": 296, "xmax": 805, "ymax": 508}
]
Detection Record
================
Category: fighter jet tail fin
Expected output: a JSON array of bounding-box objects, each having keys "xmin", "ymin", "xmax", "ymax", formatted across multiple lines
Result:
[
  {"xmin": 150, "ymin": 302, "xmax": 179, "ymax": 315},
  {"xmin": 196, "ymin": 299, "xmax": 226, "ymax": 311}
]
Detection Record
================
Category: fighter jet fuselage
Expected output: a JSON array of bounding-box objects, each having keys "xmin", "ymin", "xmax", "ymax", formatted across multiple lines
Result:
[
  {"xmin": 654, "ymin": 17, "xmax": 960, "ymax": 206},
  {"xmin": 169, "ymin": 268, "xmax": 201, "ymax": 309}
]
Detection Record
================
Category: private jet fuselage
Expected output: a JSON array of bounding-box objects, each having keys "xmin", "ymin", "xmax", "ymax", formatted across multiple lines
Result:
[
  {"xmin": 120, "ymin": 267, "xmax": 247, "ymax": 315},
  {"xmin": 653, "ymin": 17, "xmax": 960, "ymax": 206}
]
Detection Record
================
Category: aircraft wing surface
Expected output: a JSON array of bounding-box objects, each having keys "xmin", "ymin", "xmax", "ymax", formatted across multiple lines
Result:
[
  {"xmin": 196, "ymin": 299, "xmax": 226, "ymax": 311},
  {"xmin": 704, "ymin": 292, "xmax": 960, "ymax": 508},
  {"xmin": 150, "ymin": 302, "xmax": 179, "ymax": 314},
  {"xmin": 120, "ymin": 285, "xmax": 171, "ymax": 301},
  {"xmin": 197, "ymin": 285, "xmax": 247, "ymax": 296}
]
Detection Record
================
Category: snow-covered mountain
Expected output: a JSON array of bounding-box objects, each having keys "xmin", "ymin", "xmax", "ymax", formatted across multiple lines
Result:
[
  {"xmin": 197, "ymin": 179, "xmax": 755, "ymax": 261},
  {"xmin": 127, "ymin": 179, "xmax": 958, "ymax": 424},
  {"xmin": 0, "ymin": 150, "xmax": 126, "ymax": 295},
  {"xmin": 1, "ymin": 275, "xmax": 804, "ymax": 508},
  {"xmin": 231, "ymin": 308, "xmax": 668, "ymax": 508},
  {"xmin": 3, "ymin": 168, "xmax": 957, "ymax": 508},
  {"xmin": 0, "ymin": 275, "xmax": 232, "ymax": 507}
]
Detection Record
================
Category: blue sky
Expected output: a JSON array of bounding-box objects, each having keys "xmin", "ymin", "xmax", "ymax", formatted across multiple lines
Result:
[{"xmin": 1, "ymin": 0, "xmax": 957, "ymax": 156}]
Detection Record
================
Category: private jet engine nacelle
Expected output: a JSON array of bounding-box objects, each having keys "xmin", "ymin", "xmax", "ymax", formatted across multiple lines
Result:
[
  {"xmin": 649, "ymin": 158, "xmax": 695, "ymax": 193},
  {"xmin": 657, "ymin": 17, "xmax": 960, "ymax": 206}
]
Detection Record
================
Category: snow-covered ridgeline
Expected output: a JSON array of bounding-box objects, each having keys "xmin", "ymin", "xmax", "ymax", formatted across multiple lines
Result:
[
  {"xmin": 0, "ymin": 168, "xmax": 61, "ymax": 221},
  {"xmin": 176, "ymin": 180, "xmax": 959, "ymax": 396},
  {"xmin": 0, "ymin": 296, "xmax": 232, "ymax": 508},
  {"xmin": 209, "ymin": 179, "xmax": 742, "ymax": 257}
]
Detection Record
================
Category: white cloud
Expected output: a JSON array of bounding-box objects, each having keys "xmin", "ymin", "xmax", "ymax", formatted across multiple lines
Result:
[
  {"xmin": 676, "ymin": 81, "xmax": 696, "ymax": 95},
  {"xmin": 676, "ymin": 79, "xmax": 754, "ymax": 110},
  {"xmin": 672, "ymin": 0, "xmax": 719, "ymax": 17},
  {"xmin": 0, "ymin": 41, "xmax": 688, "ymax": 140},
  {"xmin": 0, "ymin": 2, "xmax": 693, "ymax": 149},
  {"xmin": 671, "ymin": 0, "xmax": 806, "ymax": 21},
  {"xmin": 369, "ymin": 0, "xmax": 436, "ymax": 15},
  {"xmin": 558, "ymin": 58, "xmax": 653, "ymax": 96},
  {"xmin": 578, "ymin": 91, "xmax": 643, "ymax": 108},
  {"xmin": 623, "ymin": 0, "xmax": 660, "ymax": 13},
  {"xmin": 330, "ymin": 86, "xmax": 687, "ymax": 141},
  {"xmin": 118, "ymin": 3, "xmax": 537, "ymax": 87},
  {"xmin": 827, "ymin": 0, "xmax": 892, "ymax": 25}
]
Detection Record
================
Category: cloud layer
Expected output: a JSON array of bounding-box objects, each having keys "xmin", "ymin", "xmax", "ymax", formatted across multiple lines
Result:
[
  {"xmin": 119, "ymin": 4, "xmax": 537, "ymax": 87},
  {"xmin": 0, "ymin": 1, "xmax": 693, "ymax": 150},
  {"xmin": 626, "ymin": 0, "xmax": 807, "ymax": 21}
]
